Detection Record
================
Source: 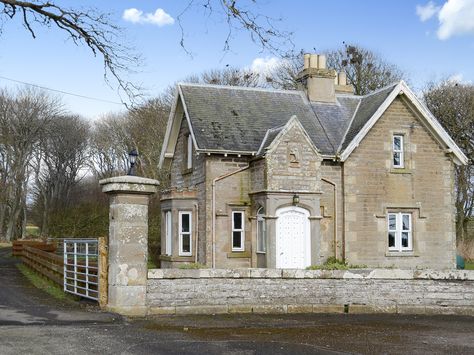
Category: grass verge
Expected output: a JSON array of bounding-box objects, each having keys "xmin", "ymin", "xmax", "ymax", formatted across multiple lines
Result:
[
  {"xmin": 465, "ymin": 262, "xmax": 474, "ymax": 270},
  {"xmin": 16, "ymin": 263, "xmax": 75, "ymax": 302}
]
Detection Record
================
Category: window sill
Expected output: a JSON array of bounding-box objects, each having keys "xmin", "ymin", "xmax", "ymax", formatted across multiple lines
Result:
[
  {"xmin": 390, "ymin": 168, "xmax": 412, "ymax": 174},
  {"xmin": 227, "ymin": 251, "xmax": 251, "ymax": 258},
  {"xmin": 182, "ymin": 168, "xmax": 193, "ymax": 175},
  {"xmin": 385, "ymin": 251, "xmax": 419, "ymax": 257}
]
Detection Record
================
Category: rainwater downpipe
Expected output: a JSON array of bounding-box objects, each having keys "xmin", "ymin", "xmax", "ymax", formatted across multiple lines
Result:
[
  {"xmin": 321, "ymin": 177, "xmax": 338, "ymax": 259},
  {"xmin": 194, "ymin": 202, "xmax": 199, "ymax": 264},
  {"xmin": 212, "ymin": 164, "xmax": 250, "ymax": 268}
]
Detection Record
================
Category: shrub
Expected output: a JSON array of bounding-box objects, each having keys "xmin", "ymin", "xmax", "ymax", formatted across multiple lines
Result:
[{"xmin": 306, "ymin": 257, "xmax": 367, "ymax": 270}]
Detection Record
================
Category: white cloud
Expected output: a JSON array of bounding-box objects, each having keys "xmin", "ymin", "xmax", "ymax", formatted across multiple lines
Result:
[
  {"xmin": 448, "ymin": 73, "xmax": 472, "ymax": 84},
  {"xmin": 437, "ymin": 0, "xmax": 474, "ymax": 40},
  {"xmin": 250, "ymin": 57, "xmax": 283, "ymax": 75},
  {"xmin": 122, "ymin": 8, "xmax": 175, "ymax": 26},
  {"xmin": 416, "ymin": 1, "xmax": 441, "ymax": 21}
]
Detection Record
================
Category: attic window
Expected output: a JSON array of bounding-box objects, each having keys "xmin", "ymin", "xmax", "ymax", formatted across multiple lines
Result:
[
  {"xmin": 392, "ymin": 135, "xmax": 404, "ymax": 168},
  {"xmin": 185, "ymin": 134, "xmax": 193, "ymax": 170}
]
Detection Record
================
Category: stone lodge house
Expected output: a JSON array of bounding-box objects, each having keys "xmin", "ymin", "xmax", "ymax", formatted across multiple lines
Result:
[{"xmin": 158, "ymin": 53, "xmax": 467, "ymax": 270}]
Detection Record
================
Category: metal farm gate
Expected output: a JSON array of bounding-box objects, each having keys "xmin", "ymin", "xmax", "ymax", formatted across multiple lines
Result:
[{"xmin": 63, "ymin": 239, "xmax": 99, "ymax": 301}]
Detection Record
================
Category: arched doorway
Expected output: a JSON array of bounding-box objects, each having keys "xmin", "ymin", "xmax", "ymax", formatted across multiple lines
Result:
[{"xmin": 275, "ymin": 206, "xmax": 311, "ymax": 268}]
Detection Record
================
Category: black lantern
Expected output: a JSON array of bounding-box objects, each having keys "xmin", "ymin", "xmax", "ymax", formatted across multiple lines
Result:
[
  {"xmin": 292, "ymin": 194, "xmax": 299, "ymax": 206},
  {"xmin": 128, "ymin": 149, "xmax": 138, "ymax": 176}
]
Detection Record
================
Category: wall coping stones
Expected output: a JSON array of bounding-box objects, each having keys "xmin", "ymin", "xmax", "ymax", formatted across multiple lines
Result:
[
  {"xmin": 148, "ymin": 268, "xmax": 474, "ymax": 281},
  {"xmin": 100, "ymin": 175, "xmax": 160, "ymax": 195}
]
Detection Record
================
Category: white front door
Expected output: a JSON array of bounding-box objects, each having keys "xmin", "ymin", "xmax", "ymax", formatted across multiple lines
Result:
[{"xmin": 275, "ymin": 206, "xmax": 311, "ymax": 268}]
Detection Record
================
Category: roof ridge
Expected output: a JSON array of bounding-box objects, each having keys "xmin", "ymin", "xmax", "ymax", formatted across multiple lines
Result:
[{"xmin": 177, "ymin": 82, "xmax": 303, "ymax": 95}]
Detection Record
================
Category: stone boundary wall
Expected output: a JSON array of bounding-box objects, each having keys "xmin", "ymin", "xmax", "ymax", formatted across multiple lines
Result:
[{"xmin": 147, "ymin": 269, "xmax": 474, "ymax": 316}]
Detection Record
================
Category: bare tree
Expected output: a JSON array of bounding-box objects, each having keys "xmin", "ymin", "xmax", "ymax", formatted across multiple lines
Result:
[
  {"xmin": 268, "ymin": 45, "xmax": 405, "ymax": 95},
  {"xmin": 89, "ymin": 113, "xmax": 131, "ymax": 179},
  {"xmin": 0, "ymin": 0, "xmax": 141, "ymax": 102},
  {"xmin": 1, "ymin": 1, "xmax": 293, "ymax": 102},
  {"xmin": 32, "ymin": 115, "xmax": 89, "ymax": 236},
  {"xmin": 266, "ymin": 51, "xmax": 302, "ymax": 90},
  {"xmin": 184, "ymin": 66, "xmax": 263, "ymax": 88},
  {"xmin": 177, "ymin": 0, "xmax": 293, "ymax": 55},
  {"xmin": 423, "ymin": 80, "xmax": 474, "ymax": 240},
  {"xmin": 127, "ymin": 97, "xmax": 170, "ymax": 181},
  {"xmin": 326, "ymin": 44, "xmax": 405, "ymax": 95},
  {"xmin": 0, "ymin": 87, "xmax": 62, "ymax": 240}
]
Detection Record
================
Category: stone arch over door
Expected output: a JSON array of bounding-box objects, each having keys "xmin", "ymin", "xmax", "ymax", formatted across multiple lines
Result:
[{"xmin": 275, "ymin": 206, "xmax": 311, "ymax": 268}]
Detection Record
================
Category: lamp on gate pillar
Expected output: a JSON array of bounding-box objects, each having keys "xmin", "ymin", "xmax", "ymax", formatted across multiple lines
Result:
[{"xmin": 127, "ymin": 148, "xmax": 138, "ymax": 176}]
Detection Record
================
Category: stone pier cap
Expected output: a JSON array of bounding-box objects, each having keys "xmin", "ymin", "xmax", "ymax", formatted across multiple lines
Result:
[{"xmin": 100, "ymin": 175, "xmax": 160, "ymax": 194}]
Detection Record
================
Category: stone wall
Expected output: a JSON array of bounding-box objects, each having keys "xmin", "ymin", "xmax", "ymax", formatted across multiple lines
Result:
[
  {"xmin": 147, "ymin": 268, "xmax": 474, "ymax": 315},
  {"xmin": 344, "ymin": 96, "xmax": 456, "ymax": 269}
]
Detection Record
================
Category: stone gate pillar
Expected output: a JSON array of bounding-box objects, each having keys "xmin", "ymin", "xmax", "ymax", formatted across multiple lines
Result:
[{"xmin": 100, "ymin": 176, "xmax": 159, "ymax": 316}]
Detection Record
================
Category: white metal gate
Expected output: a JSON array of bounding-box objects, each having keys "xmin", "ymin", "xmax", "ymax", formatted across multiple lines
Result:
[{"xmin": 63, "ymin": 239, "xmax": 99, "ymax": 301}]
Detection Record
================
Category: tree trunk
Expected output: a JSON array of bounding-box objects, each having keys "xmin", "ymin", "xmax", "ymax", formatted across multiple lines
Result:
[
  {"xmin": 5, "ymin": 202, "xmax": 21, "ymax": 241},
  {"xmin": 0, "ymin": 203, "xmax": 6, "ymax": 240}
]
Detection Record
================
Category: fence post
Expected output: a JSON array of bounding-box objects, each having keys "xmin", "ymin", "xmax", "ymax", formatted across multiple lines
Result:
[
  {"xmin": 98, "ymin": 236, "xmax": 108, "ymax": 309},
  {"xmin": 100, "ymin": 176, "xmax": 160, "ymax": 316}
]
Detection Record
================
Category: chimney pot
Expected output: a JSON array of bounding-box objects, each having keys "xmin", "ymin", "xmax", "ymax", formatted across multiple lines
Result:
[
  {"xmin": 318, "ymin": 55, "xmax": 326, "ymax": 69},
  {"xmin": 338, "ymin": 71, "xmax": 347, "ymax": 86},
  {"xmin": 304, "ymin": 54, "xmax": 310, "ymax": 69},
  {"xmin": 309, "ymin": 54, "xmax": 319, "ymax": 69}
]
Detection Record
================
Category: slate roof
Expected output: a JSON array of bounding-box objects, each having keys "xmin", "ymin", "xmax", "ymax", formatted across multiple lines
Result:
[
  {"xmin": 178, "ymin": 82, "xmax": 398, "ymax": 156},
  {"xmin": 339, "ymin": 84, "xmax": 397, "ymax": 150}
]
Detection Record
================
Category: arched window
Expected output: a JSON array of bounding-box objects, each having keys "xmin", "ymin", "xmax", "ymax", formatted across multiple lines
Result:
[{"xmin": 257, "ymin": 207, "xmax": 266, "ymax": 253}]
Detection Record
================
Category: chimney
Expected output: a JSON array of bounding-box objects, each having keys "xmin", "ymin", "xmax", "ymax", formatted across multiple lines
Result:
[
  {"xmin": 297, "ymin": 53, "xmax": 354, "ymax": 101},
  {"xmin": 334, "ymin": 71, "xmax": 354, "ymax": 94},
  {"xmin": 297, "ymin": 53, "xmax": 336, "ymax": 103}
]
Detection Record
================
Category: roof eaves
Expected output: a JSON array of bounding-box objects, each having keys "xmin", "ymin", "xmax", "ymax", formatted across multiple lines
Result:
[
  {"xmin": 177, "ymin": 84, "xmax": 200, "ymax": 151},
  {"xmin": 398, "ymin": 81, "xmax": 468, "ymax": 165},
  {"xmin": 158, "ymin": 86, "xmax": 180, "ymax": 169}
]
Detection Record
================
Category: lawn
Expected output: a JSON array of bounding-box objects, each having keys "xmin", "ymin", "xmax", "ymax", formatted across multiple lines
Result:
[
  {"xmin": 25, "ymin": 225, "xmax": 40, "ymax": 236},
  {"xmin": 16, "ymin": 264, "xmax": 76, "ymax": 302},
  {"xmin": 465, "ymin": 262, "xmax": 474, "ymax": 270}
]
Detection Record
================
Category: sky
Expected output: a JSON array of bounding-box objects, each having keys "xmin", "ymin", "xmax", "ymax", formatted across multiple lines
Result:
[{"xmin": 0, "ymin": 0, "xmax": 473, "ymax": 120}]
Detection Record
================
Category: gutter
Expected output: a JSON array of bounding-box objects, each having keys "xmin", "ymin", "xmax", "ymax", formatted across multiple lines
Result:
[
  {"xmin": 321, "ymin": 177, "xmax": 338, "ymax": 259},
  {"xmin": 211, "ymin": 164, "xmax": 250, "ymax": 268}
]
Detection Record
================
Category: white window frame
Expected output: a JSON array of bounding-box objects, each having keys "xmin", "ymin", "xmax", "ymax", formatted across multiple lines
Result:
[
  {"xmin": 165, "ymin": 211, "xmax": 172, "ymax": 256},
  {"xmin": 388, "ymin": 212, "xmax": 412, "ymax": 252},
  {"xmin": 231, "ymin": 211, "xmax": 245, "ymax": 252},
  {"xmin": 256, "ymin": 207, "xmax": 266, "ymax": 253},
  {"xmin": 392, "ymin": 134, "xmax": 404, "ymax": 168},
  {"xmin": 178, "ymin": 211, "xmax": 192, "ymax": 256},
  {"xmin": 186, "ymin": 134, "xmax": 193, "ymax": 169}
]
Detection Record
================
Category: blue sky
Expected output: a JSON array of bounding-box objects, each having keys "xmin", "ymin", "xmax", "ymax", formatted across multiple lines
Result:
[{"xmin": 0, "ymin": 0, "xmax": 473, "ymax": 120}]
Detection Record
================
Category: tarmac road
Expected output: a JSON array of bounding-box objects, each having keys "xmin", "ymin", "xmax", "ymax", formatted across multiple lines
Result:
[{"xmin": 0, "ymin": 246, "xmax": 473, "ymax": 354}]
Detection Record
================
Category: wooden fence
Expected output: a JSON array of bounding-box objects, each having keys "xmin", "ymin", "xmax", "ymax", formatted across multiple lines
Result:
[
  {"xmin": 12, "ymin": 240, "xmax": 56, "ymax": 257},
  {"xmin": 21, "ymin": 245, "xmax": 64, "ymax": 285},
  {"xmin": 13, "ymin": 238, "xmax": 108, "ymax": 307}
]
